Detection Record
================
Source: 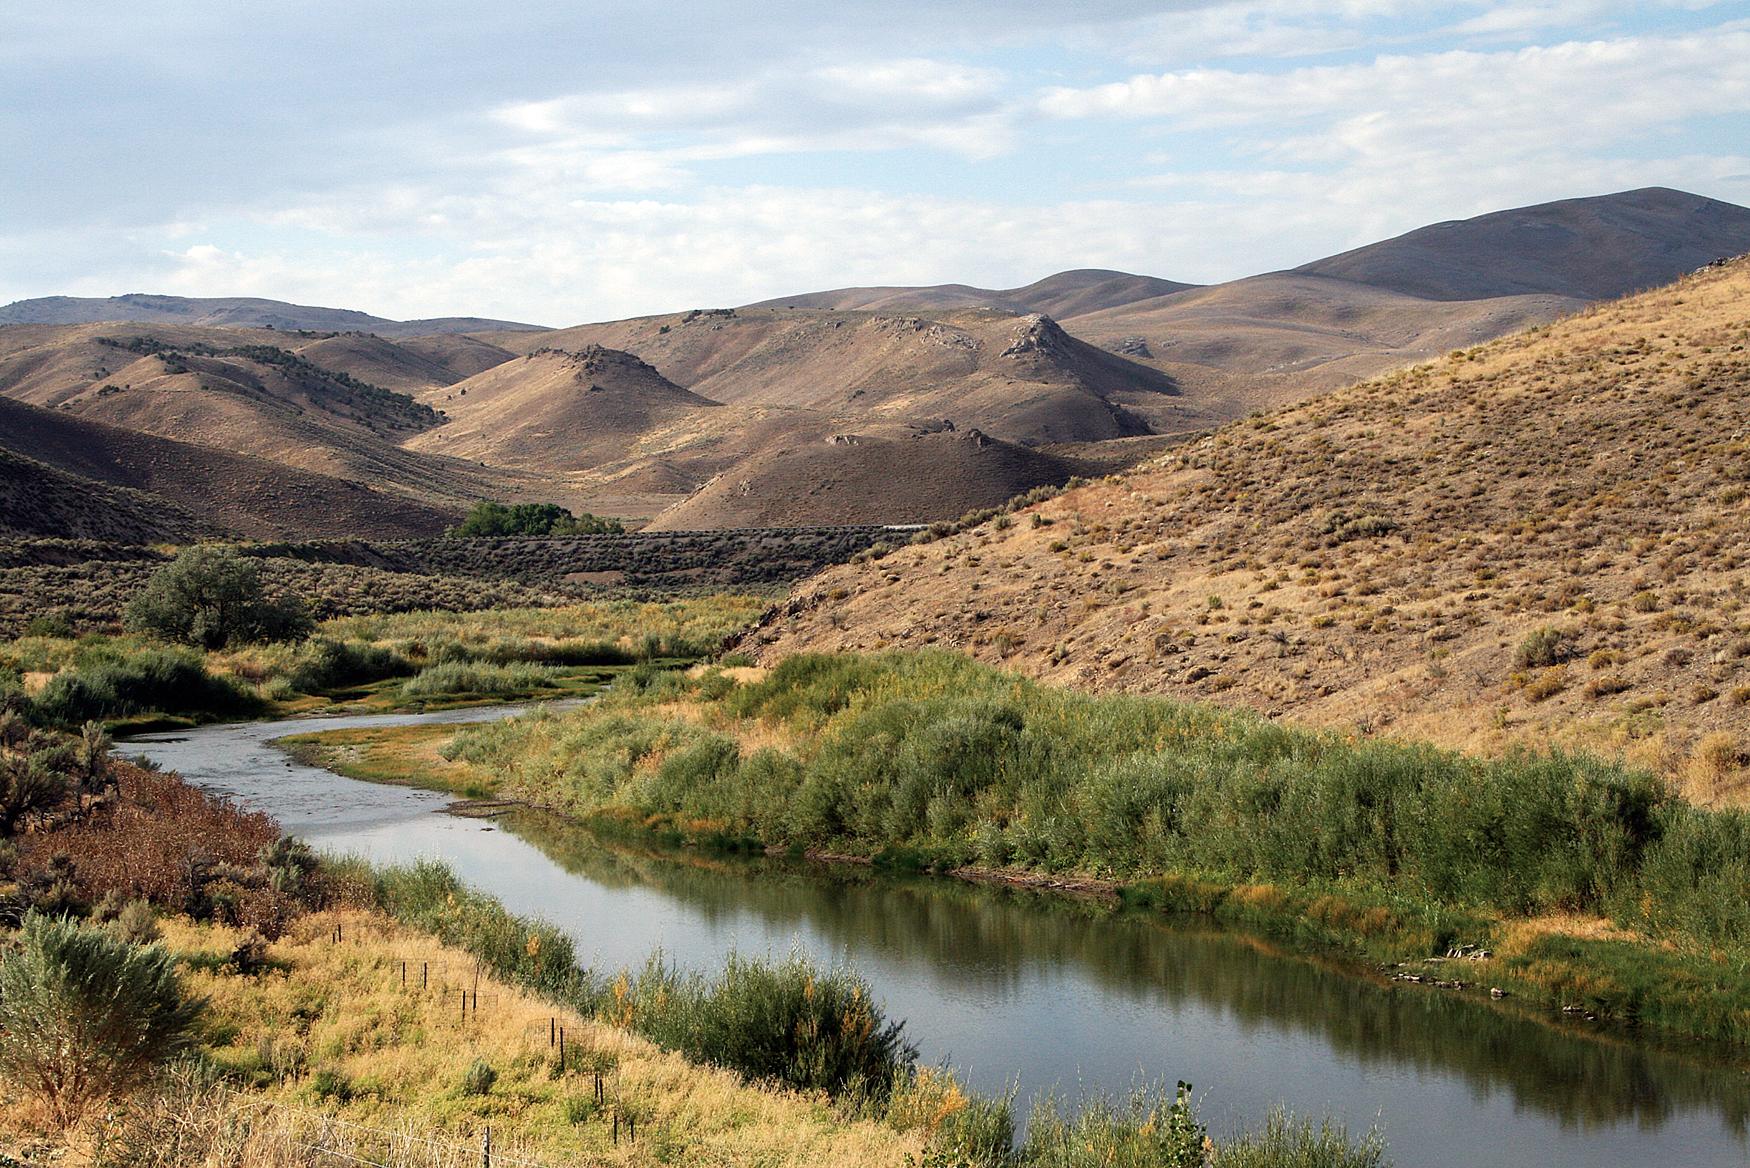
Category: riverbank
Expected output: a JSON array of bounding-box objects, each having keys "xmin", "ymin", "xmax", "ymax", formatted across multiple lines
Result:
[
  {"xmin": 279, "ymin": 650, "xmax": 1750, "ymax": 1053},
  {"xmin": 0, "ymin": 595, "xmax": 763, "ymax": 733}
]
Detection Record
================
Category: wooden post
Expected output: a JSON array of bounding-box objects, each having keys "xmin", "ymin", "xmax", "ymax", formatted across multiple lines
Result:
[
  {"xmin": 460, "ymin": 989, "xmax": 466, "ymax": 1023},
  {"xmin": 482, "ymin": 1125, "xmax": 491, "ymax": 1168},
  {"xmin": 629, "ymin": 1113, "xmax": 636, "ymax": 1143},
  {"xmin": 421, "ymin": 961, "xmax": 428, "ymax": 988},
  {"xmin": 401, "ymin": 961, "xmax": 406, "ymax": 987},
  {"xmin": 558, "ymin": 1026, "xmax": 565, "ymax": 1069},
  {"xmin": 613, "ymin": 1109, "xmax": 619, "ymax": 1145},
  {"xmin": 549, "ymin": 1017, "xmax": 555, "ymax": 1046}
]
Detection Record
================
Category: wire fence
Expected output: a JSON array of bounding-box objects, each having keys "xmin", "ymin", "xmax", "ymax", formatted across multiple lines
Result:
[{"xmin": 145, "ymin": 924, "xmax": 649, "ymax": 1168}]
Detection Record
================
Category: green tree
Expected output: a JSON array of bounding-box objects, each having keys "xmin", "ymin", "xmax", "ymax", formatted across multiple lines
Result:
[
  {"xmin": 0, "ymin": 914, "xmax": 204, "ymax": 1126},
  {"xmin": 123, "ymin": 546, "xmax": 311, "ymax": 649},
  {"xmin": 449, "ymin": 501, "xmax": 625, "ymax": 538}
]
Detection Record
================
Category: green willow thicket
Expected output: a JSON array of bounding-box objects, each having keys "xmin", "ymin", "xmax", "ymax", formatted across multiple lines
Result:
[{"xmin": 448, "ymin": 651, "xmax": 1750, "ymax": 958}]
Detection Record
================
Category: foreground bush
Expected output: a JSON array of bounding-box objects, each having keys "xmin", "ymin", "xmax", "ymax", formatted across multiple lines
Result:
[
  {"xmin": 0, "ymin": 913, "xmax": 203, "ymax": 1126},
  {"xmin": 612, "ymin": 951, "xmax": 916, "ymax": 1097},
  {"xmin": 124, "ymin": 546, "xmax": 311, "ymax": 649}
]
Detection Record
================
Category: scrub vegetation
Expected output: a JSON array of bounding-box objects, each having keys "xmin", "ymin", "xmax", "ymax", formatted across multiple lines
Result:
[
  {"xmin": 420, "ymin": 650, "xmax": 1750, "ymax": 1046},
  {"xmin": 0, "ymin": 747, "xmax": 1383, "ymax": 1167}
]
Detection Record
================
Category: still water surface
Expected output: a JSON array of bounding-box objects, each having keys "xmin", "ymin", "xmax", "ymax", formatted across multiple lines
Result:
[{"xmin": 125, "ymin": 708, "xmax": 1750, "ymax": 1168}]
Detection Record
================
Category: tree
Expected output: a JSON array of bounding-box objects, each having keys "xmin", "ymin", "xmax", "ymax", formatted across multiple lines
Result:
[
  {"xmin": 123, "ymin": 546, "xmax": 311, "ymax": 649},
  {"xmin": 448, "ymin": 501, "xmax": 625, "ymax": 538},
  {"xmin": 0, "ymin": 913, "xmax": 204, "ymax": 1126}
]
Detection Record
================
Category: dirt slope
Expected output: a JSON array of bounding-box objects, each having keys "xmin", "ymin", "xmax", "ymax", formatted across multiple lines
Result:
[
  {"xmin": 646, "ymin": 428, "xmax": 1078, "ymax": 530},
  {"xmin": 1066, "ymin": 274, "xmax": 1579, "ymax": 417},
  {"xmin": 749, "ymin": 257, "xmax": 1750, "ymax": 800},
  {"xmin": 0, "ymin": 396, "xmax": 458, "ymax": 539}
]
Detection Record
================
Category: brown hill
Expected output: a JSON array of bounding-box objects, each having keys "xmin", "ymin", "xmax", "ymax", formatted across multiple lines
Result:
[
  {"xmin": 407, "ymin": 346, "xmax": 721, "ymax": 471},
  {"xmin": 289, "ymin": 332, "xmax": 513, "ymax": 394},
  {"xmin": 0, "ymin": 323, "xmax": 523, "ymax": 507},
  {"xmin": 510, "ymin": 307, "xmax": 1178, "ymax": 445},
  {"xmin": 0, "ymin": 293, "xmax": 547, "ymax": 336},
  {"xmin": 0, "ymin": 396, "xmax": 458, "ymax": 539},
  {"xmin": 1295, "ymin": 187, "xmax": 1750, "ymax": 301},
  {"xmin": 0, "ymin": 447, "xmax": 216, "ymax": 542},
  {"xmin": 1064, "ymin": 274, "xmax": 1577, "ymax": 418},
  {"xmin": 746, "ymin": 269, "xmax": 1195, "ymax": 317},
  {"xmin": 748, "ymin": 256, "xmax": 1750, "ymax": 801},
  {"xmin": 646, "ymin": 427, "xmax": 1078, "ymax": 530}
]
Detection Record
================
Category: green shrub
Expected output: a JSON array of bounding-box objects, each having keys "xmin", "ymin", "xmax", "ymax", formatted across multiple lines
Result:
[
  {"xmin": 614, "ymin": 951, "xmax": 916, "ymax": 1097},
  {"xmin": 1514, "ymin": 626, "xmax": 1572, "ymax": 669},
  {"xmin": 458, "ymin": 1058, "xmax": 498, "ymax": 1096},
  {"xmin": 400, "ymin": 661, "xmax": 561, "ymax": 698},
  {"xmin": 29, "ymin": 650, "xmax": 259, "ymax": 727},
  {"xmin": 286, "ymin": 638, "xmax": 414, "ymax": 693},
  {"xmin": 124, "ymin": 546, "xmax": 311, "ymax": 649},
  {"xmin": 0, "ymin": 913, "xmax": 203, "ymax": 1126}
]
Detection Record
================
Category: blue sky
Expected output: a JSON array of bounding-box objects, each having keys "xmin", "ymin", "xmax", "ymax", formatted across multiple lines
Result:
[{"xmin": 5, "ymin": 1, "xmax": 1748, "ymax": 324}]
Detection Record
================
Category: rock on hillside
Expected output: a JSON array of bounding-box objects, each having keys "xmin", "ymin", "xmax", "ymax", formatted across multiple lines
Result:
[{"xmin": 748, "ymin": 256, "xmax": 1750, "ymax": 800}]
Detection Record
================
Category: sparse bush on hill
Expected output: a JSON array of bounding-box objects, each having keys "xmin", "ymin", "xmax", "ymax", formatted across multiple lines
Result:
[
  {"xmin": 0, "ymin": 913, "xmax": 203, "ymax": 1126},
  {"xmin": 124, "ymin": 546, "xmax": 311, "ymax": 649}
]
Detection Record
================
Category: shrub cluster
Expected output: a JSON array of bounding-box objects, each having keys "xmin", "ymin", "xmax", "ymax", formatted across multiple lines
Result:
[
  {"xmin": 451, "ymin": 651, "xmax": 1750, "ymax": 957},
  {"xmin": 448, "ymin": 502, "xmax": 625, "ymax": 538}
]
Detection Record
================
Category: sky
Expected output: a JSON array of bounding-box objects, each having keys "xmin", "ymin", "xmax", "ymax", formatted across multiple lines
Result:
[{"xmin": 5, "ymin": 1, "xmax": 1749, "ymax": 325}]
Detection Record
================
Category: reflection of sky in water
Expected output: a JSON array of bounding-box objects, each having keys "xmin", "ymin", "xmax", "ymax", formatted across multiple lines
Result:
[{"xmin": 126, "ymin": 712, "xmax": 1750, "ymax": 1168}]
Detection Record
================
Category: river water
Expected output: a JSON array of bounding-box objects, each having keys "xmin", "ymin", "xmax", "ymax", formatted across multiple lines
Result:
[{"xmin": 124, "ymin": 708, "xmax": 1750, "ymax": 1168}]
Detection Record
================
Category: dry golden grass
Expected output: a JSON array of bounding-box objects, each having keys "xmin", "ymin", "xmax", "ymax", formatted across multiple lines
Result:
[
  {"xmin": 755, "ymin": 258, "xmax": 1750, "ymax": 802},
  {"xmin": 120, "ymin": 911, "xmax": 918, "ymax": 1167}
]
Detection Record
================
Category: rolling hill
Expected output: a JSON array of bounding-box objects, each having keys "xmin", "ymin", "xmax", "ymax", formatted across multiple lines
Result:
[
  {"xmin": 0, "ymin": 293, "xmax": 547, "ymax": 336},
  {"xmin": 503, "ymin": 307, "xmax": 1182, "ymax": 444},
  {"xmin": 645, "ymin": 427, "xmax": 1079, "ymax": 530},
  {"xmin": 747, "ymin": 256, "xmax": 1750, "ymax": 800},
  {"xmin": 0, "ymin": 396, "xmax": 458, "ymax": 539},
  {"xmin": 4, "ymin": 187, "xmax": 1748, "ymax": 536},
  {"xmin": 746, "ymin": 269, "xmax": 1195, "ymax": 317}
]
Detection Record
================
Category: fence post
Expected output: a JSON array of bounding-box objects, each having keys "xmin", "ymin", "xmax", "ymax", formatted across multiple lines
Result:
[
  {"xmin": 549, "ymin": 1017, "xmax": 555, "ymax": 1047},
  {"xmin": 422, "ymin": 961, "xmax": 428, "ymax": 988},
  {"xmin": 558, "ymin": 1026, "xmax": 565, "ymax": 1069},
  {"xmin": 460, "ymin": 989, "xmax": 466, "ymax": 1023},
  {"xmin": 482, "ymin": 1125, "xmax": 491, "ymax": 1168},
  {"xmin": 401, "ymin": 961, "xmax": 406, "ymax": 987}
]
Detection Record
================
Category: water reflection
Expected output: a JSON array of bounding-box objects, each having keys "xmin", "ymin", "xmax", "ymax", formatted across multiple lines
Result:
[{"xmin": 124, "ymin": 711, "xmax": 1750, "ymax": 1168}]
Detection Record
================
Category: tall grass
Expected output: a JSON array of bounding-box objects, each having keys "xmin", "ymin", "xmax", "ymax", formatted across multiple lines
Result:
[
  {"xmin": 28, "ymin": 650, "xmax": 261, "ymax": 728},
  {"xmin": 609, "ymin": 951, "xmax": 916, "ymax": 1096},
  {"xmin": 400, "ymin": 661, "xmax": 562, "ymax": 698},
  {"xmin": 449, "ymin": 650, "xmax": 1750, "ymax": 959}
]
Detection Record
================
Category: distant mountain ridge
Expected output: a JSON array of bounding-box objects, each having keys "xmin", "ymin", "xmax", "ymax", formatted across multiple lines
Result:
[
  {"xmin": 744, "ymin": 269, "xmax": 1196, "ymax": 317},
  {"xmin": 3, "ymin": 186, "xmax": 1749, "ymax": 538},
  {"xmin": 0, "ymin": 293, "xmax": 549, "ymax": 337}
]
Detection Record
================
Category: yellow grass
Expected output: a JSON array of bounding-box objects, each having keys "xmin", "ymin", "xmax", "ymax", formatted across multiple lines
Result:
[{"xmin": 142, "ymin": 910, "xmax": 922, "ymax": 1167}]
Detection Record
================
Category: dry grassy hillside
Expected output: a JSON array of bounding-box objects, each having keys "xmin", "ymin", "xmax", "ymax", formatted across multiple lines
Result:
[
  {"xmin": 746, "ymin": 268, "xmax": 1195, "ymax": 316},
  {"xmin": 0, "ymin": 396, "xmax": 459, "ymax": 539},
  {"xmin": 0, "ymin": 322, "xmax": 554, "ymax": 514},
  {"xmin": 409, "ymin": 345, "xmax": 720, "ymax": 471},
  {"xmin": 646, "ymin": 428, "xmax": 1078, "ymax": 530},
  {"xmin": 751, "ymin": 257, "xmax": 1750, "ymax": 801},
  {"xmin": 498, "ymin": 306, "xmax": 1181, "ymax": 444},
  {"xmin": 1065, "ymin": 274, "xmax": 1577, "ymax": 417},
  {"xmin": 0, "ymin": 447, "xmax": 217, "ymax": 542}
]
